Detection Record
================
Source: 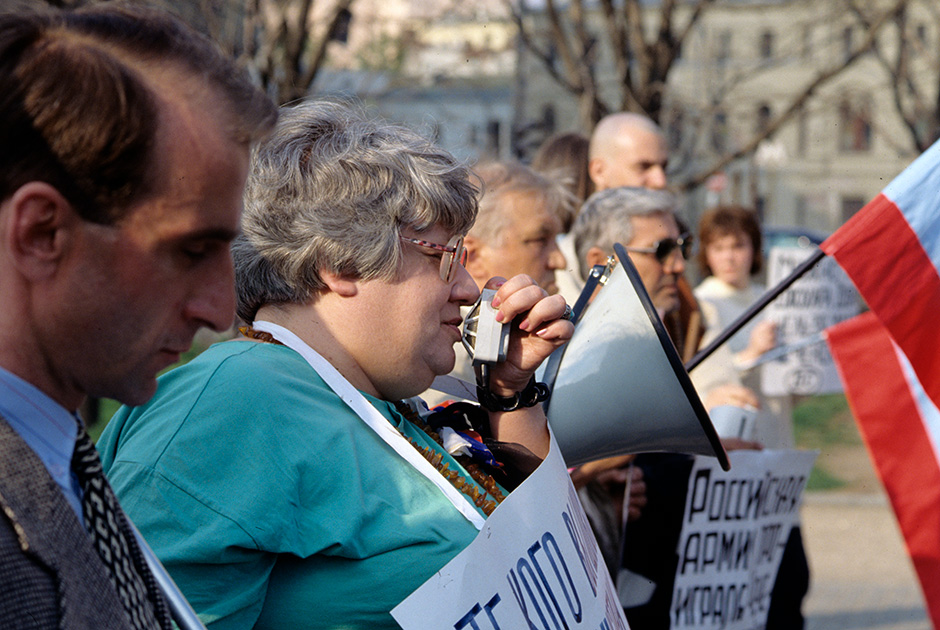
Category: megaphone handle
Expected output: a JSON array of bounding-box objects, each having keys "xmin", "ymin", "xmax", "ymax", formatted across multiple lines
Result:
[
  {"xmin": 571, "ymin": 265, "xmax": 606, "ymax": 323},
  {"xmin": 617, "ymin": 461, "xmax": 635, "ymax": 578}
]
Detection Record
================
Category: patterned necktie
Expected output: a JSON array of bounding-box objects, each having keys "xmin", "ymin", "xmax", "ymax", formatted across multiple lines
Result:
[{"xmin": 71, "ymin": 424, "xmax": 169, "ymax": 630}]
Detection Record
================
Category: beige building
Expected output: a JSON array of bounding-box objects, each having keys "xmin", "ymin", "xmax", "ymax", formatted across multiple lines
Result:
[
  {"xmin": 311, "ymin": 0, "xmax": 934, "ymax": 233},
  {"xmin": 517, "ymin": 0, "xmax": 934, "ymax": 232}
]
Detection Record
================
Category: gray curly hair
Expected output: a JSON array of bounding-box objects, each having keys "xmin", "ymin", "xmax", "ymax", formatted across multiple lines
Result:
[
  {"xmin": 470, "ymin": 161, "xmax": 576, "ymax": 245},
  {"xmin": 234, "ymin": 100, "xmax": 479, "ymax": 322},
  {"xmin": 571, "ymin": 186, "xmax": 677, "ymax": 281}
]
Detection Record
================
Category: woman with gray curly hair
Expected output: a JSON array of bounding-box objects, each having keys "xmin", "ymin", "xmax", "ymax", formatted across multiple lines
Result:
[{"xmin": 98, "ymin": 100, "xmax": 573, "ymax": 629}]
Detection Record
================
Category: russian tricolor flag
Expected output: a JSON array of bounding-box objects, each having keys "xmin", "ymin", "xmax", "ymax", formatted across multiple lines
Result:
[
  {"xmin": 821, "ymin": 140, "xmax": 940, "ymax": 408},
  {"xmin": 822, "ymin": 140, "xmax": 940, "ymax": 626},
  {"xmin": 828, "ymin": 313, "xmax": 940, "ymax": 627}
]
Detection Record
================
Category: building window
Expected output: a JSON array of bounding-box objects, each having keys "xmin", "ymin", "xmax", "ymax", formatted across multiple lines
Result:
[
  {"xmin": 666, "ymin": 107, "xmax": 684, "ymax": 152},
  {"xmin": 547, "ymin": 42, "xmax": 558, "ymax": 72},
  {"xmin": 486, "ymin": 119, "xmax": 501, "ymax": 156},
  {"xmin": 915, "ymin": 23, "xmax": 928, "ymax": 46},
  {"xmin": 756, "ymin": 103, "xmax": 772, "ymax": 135},
  {"xmin": 796, "ymin": 110, "xmax": 808, "ymax": 157},
  {"xmin": 711, "ymin": 110, "xmax": 728, "ymax": 153},
  {"xmin": 913, "ymin": 106, "xmax": 938, "ymax": 146},
  {"xmin": 759, "ymin": 30, "xmax": 774, "ymax": 60},
  {"xmin": 838, "ymin": 98, "xmax": 872, "ymax": 152},
  {"xmin": 841, "ymin": 197, "xmax": 866, "ymax": 224},
  {"xmin": 717, "ymin": 30, "xmax": 732, "ymax": 66},
  {"xmin": 330, "ymin": 8, "xmax": 352, "ymax": 44},
  {"xmin": 842, "ymin": 26, "xmax": 853, "ymax": 61},
  {"xmin": 541, "ymin": 104, "xmax": 556, "ymax": 136},
  {"xmin": 795, "ymin": 195, "xmax": 808, "ymax": 226}
]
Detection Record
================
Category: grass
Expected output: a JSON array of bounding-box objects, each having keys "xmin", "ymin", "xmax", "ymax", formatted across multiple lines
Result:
[
  {"xmin": 792, "ymin": 393, "xmax": 860, "ymax": 448},
  {"xmin": 791, "ymin": 393, "xmax": 863, "ymax": 491}
]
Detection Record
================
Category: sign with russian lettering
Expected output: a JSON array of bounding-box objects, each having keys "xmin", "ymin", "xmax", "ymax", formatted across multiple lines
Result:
[
  {"xmin": 762, "ymin": 247, "xmax": 858, "ymax": 396},
  {"xmin": 392, "ymin": 435, "xmax": 630, "ymax": 630},
  {"xmin": 670, "ymin": 449, "xmax": 816, "ymax": 629}
]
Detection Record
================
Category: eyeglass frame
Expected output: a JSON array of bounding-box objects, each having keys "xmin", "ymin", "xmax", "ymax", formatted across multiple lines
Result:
[
  {"xmin": 623, "ymin": 233, "xmax": 693, "ymax": 264},
  {"xmin": 399, "ymin": 234, "xmax": 468, "ymax": 283}
]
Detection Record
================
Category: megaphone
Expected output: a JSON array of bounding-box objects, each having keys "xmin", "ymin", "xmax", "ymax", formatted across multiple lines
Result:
[{"xmin": 541, "ymin": 243, "xmax": 729, "ymax": 470}]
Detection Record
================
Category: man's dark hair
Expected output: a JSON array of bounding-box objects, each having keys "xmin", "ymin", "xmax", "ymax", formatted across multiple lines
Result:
[{"xmin": 0, "ymin": 4, "xmax": 277, "ymax": 224}]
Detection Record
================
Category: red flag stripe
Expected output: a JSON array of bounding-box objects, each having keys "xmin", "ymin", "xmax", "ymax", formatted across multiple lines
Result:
[
  {"xmin": 822, "ymin": 195, "xmax": 940, "ymax": 409},
  {"xmin": 827, "ymin": 312, "xmax": 940, "ymax": 627}
]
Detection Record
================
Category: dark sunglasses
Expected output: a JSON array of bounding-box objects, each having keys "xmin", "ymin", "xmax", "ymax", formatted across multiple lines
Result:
[{"xmin": 624, "ymin": 233, "xmax": 693, "ymax": 264}]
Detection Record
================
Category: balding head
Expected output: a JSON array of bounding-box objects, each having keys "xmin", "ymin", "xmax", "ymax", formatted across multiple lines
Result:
[{"xmin": 588, "ymin": 112, "xmax": 668, "ymax": 191}]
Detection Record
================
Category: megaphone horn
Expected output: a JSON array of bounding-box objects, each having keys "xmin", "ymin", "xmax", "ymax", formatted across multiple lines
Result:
[{"xmin": 541, "ymin": 244, "xmax": 729, "ymax": 470}]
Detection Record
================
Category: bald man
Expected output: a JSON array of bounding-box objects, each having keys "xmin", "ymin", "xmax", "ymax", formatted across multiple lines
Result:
[{"xmin": 588, "ymin": 112, "xmax": 669, "ymax": 191}]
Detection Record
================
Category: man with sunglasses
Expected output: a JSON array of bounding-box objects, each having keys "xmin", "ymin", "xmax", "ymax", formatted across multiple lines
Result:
[
  {"xmin": 571, "ymin": 188, "xmax": 690, "ymax": 316},
  {"xmin": 570, "ymin": 188, "xmax": 808, "ymax": 629}
]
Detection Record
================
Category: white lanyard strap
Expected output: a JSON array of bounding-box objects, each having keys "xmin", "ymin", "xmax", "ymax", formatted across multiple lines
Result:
[{"xmin": 253, "ymin": 320, "xmax": 486, "ymax": 530}]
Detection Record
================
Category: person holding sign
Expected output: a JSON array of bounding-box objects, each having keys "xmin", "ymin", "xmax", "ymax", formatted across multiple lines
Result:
[
  {"xmin": 693, "ymin": 206, "xmax": 809, "ymax": 629},
  {"xmin": 694, "ymin": 206, "xmax": 794, "ymax": 448},
  {"xmin": 98, "ymin": 100, "xmax": 574, "ymax": 629}
]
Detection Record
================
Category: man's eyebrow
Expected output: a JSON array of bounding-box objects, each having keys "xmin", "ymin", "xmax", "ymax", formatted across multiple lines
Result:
[{"xmin": 180, "ymin": 227, "xmax": 241, "ymax": 243}]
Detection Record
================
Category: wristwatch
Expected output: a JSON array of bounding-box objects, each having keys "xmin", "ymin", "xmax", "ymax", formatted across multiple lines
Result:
[{"xmin": 477, "ymin": 375, "xmax": 550, "ymax": 412}]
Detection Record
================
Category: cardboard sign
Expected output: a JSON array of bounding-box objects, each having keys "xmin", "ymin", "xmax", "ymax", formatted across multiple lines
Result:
[
  {"xmin": 762, "ymin": 248, "xmax": 859, "ymax": 395},
  {"xmin": 670, "ymin": 450, "xmax": 816, "ymax": 629},
  {"xmin": 392, "ymin": 435, "xmax": 630, "ymax": 630}
]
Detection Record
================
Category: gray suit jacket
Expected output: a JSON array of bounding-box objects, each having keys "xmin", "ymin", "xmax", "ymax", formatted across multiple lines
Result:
[{"xmin": 0, "ymin": 415, "xmax": 157, "ymax": 629}]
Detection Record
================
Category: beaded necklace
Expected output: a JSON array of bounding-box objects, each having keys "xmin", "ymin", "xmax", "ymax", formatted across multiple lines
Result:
[{"xmin": 239, "ymin": 326, "xmax": 505, "ymax": 516}]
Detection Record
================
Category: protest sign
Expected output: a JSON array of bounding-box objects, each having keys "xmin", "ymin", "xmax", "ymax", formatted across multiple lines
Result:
[
  {"xmin": 670, "ymin": 450, "xmax": 816, "ymax": 630},
  {"xmin": 392, "ymin": 435, "xmax": 630, "ymax": 630},
  {"xmin": 762, "ymin": 248, "xmax": 858, "ymax": 396}
]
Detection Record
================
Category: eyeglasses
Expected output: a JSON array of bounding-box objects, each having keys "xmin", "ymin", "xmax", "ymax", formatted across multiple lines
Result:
[
  {"xmin": 624, "ymin": 233, "xmax": 693, "ymax": 264},
  {"xmin": 400, "ymin": 234, "xmax": 468, "ymax": 283}
]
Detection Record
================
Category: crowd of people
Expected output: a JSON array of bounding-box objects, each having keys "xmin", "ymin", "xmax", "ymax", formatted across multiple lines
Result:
[{"xmin": 0, "ymin": 3, "xmax": 809, "ymax": 629}]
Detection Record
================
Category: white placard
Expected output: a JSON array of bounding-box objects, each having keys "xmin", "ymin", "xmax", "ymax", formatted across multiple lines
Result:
[
  {"xmin": 670, "ymin": 449, "xmax": 817, "ymax": 629},
  {"xmin": 761, "ymin": 247, "xmax": 859, "ymax": 395},
  {"xmin": 392, "ymin": 435, "xmax": 630, "ymax": 630}
]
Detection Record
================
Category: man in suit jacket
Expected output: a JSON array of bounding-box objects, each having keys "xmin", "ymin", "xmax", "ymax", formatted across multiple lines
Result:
[{"xmin": 0, "ymin": 5, "xmax": 276, "ymax": 628}]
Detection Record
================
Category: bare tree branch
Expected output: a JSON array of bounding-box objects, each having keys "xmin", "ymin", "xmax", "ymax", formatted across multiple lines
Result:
[{"xmin": 677, "ymin": 0, "xmax": 910, "ymax": 191}]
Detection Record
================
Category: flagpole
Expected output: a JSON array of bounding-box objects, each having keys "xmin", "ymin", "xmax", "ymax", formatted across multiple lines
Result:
[{"xmin": 685, "ymin": 248, "xmax": 826, "ymax": 372}]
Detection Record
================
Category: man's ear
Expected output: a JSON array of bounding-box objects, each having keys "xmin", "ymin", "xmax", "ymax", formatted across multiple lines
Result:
[
  {"xmin": 462, "ymin": 235, "xmax": 489, "ymax": 283},
  {"xmin": 587, "ymin": 157, "xmax": 606, "ymax": 190},
  {"xmin": 4, "ymin": 182, "xmax": 76, "ymax": 280},
  {"xmin": 585, "ymin": 246, "xmax": 609, "ymax": 272},
  {"xmin": 319, "ymin": 269, "xmax": 359, "ymax": 297}
]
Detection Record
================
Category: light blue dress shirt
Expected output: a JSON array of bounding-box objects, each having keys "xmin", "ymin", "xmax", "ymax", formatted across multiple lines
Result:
[{"xmin": 0, "ymin": 366, "xmax": 83, "ymax": 519}]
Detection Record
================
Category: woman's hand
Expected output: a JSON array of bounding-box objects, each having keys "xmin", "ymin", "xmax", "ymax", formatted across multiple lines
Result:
[
  {"xmin": 737, "ymin": 320, "xmax": 777, "ymax": 365},
  {"xmin": 477, "ymin": 275, "xmax": 572, "ymax": 459},
  {"xmin": 483, "ymin": 275, "xmax": 574, "ymax": 396}
]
